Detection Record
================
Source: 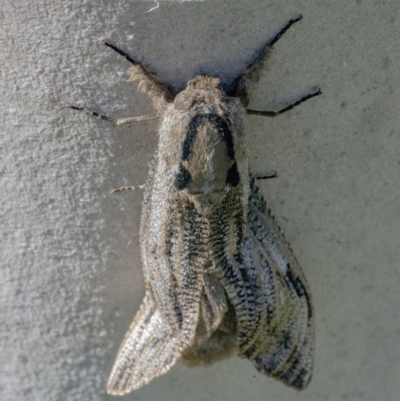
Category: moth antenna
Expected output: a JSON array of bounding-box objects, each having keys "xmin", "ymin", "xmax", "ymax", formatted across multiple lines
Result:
[
  {"xmin": 101, "ymin": 40, "xmax": 139, "ymax": 66},
  {"xmin": 255, "ymin": 171, "xmax": 278, "ymax": 180},
  {"xmin": 232, "ymin": 14, "xmax": 303, "ymax": 105},
  {"xmin": 102, "ymin": 40, "xmax": 174, "ymax": 104},
  {"xmin": 247, "ymin": 88, "xmax": 322, "ymax": 117}
]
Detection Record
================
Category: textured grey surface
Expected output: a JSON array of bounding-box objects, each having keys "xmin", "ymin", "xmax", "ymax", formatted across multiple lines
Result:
[{"xmin": 1, "ymin": 1, "xmax": 399, "ymax": 400}]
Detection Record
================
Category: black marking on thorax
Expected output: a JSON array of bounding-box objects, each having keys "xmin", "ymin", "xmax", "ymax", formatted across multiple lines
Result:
[
  {"xmin": 175, "ymin": 164, "xmax": 192, "ymax": 190},
  {"xmin": 176, "ymin": 114, "xmax": 239, "ymax": 190},
  {"xmin": 181, "ymin": 114, "xmax": 235, "ymax": 161},
  {"xmin": 226, "ymin": 163, "xmax": 240, "ymax": 187}
]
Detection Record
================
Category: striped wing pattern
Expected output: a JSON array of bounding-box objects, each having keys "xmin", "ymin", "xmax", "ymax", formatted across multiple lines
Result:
[
  {"xmin": 107, "ymin": 292, "xmax": 180, "ymax": 393},
  {"xmin": 228, "ymin": 183, "xmax": 314, "ymax": 389},
  {"xmin": 107, "ymin": 165, "xmax": 208, "ymax": 395},
  {"xmin": 107, "ymin": 200, "xmax": 206, "ymax": 395}
]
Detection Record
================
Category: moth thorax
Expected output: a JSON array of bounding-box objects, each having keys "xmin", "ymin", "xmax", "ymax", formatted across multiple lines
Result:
[
  {"xmin": 193, "ymin": 124, "xmax": 232, "ymax": 184},
  {"xmin": 174, "ymin": 112, "xmax": 241, "ymax": 206}
]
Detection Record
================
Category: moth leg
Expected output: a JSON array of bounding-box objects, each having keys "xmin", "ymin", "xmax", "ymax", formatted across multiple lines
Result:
[
  {"xmin": 111, "ymin": 184, "xmax": 145, "ymax": 194},
  {"xmin": 112, "ymin": 115, "xmax": 159, "ymax": 125},
  {"xmin": 233, "ymin": 15, "xmax": 303, "ymax": 105},
  {"xmin": 69, "ymin": 105, "xmax": 158, "ymax": 125},
  {"xmin": 254, "ymin": 171, "xmax": 278, "ymax": 180},
  {"xmin": 246, "ymin": 89, "xmax": 322, "ymax": 117},
  {"xmin": 102, "ymin": 40, "xmax": 174, "ymax": 104}
]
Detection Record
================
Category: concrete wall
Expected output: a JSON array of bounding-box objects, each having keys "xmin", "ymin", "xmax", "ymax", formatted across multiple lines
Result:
[{"xmin": 1, "ymin": 1, "xmax": 399, "ymax": 400}]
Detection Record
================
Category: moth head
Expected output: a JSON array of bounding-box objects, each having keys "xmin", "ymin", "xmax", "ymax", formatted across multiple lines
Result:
[{"xmin": 174, "ymin": 75, "xmax": 225, "ymax": 114}]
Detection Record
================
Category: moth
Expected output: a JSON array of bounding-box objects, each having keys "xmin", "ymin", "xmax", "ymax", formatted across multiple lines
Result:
[{"xmin": 71, "ymin": 14, "xmax": 319, "ymax": 396}]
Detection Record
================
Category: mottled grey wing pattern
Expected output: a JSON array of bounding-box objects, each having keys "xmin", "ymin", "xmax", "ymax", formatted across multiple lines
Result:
[
  {"xmin": 244, "ymin": 183, "xmax": 314, "ymax": 388},
  {"xmin": 221, "ymin": 182, "xmax": 314, "ymax": 389}
]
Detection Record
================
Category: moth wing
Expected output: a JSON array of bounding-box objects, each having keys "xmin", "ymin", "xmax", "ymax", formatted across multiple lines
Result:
[
  {"xmin": 236, "ymin": 183, "xmax": 314, "ymax": 389},
  {"xmin": 107, "ymin": 291, "xmax": 182, "ymax": 395},
  {"xmin": 196, "ymin": 274, "xmax": 229, "ymax": 344},
  {"xmin": 108, "ymin": 196, "xmax": 208, "ymax": 394}
]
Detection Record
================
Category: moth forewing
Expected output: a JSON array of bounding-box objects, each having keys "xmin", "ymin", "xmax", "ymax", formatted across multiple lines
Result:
[{"xmin": 241, "ymin": 183, "xmax": 314, "ymax": 389}]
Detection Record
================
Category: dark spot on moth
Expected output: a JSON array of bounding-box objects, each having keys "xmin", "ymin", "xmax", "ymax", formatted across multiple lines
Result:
[
  {"xmin": 280, "ymin": 356, "xmax": 302, "ymax": 384},
  {"xmin": 174, "ymin": 164, "xmax": 191, "ymax": 190},
  {"xmin": 286, "ymin": 264, "xmax": 313, "ymax": 318},
  {"xmin": 234, "ymin": 253, "xmax": 244, "ymax": 265},
  {"xmin": 226, "ymin": 162, "xmax": 240, "ymax": 187},
  {"xmin": 261, "ymin": 331, "xmax": 292, "ymax": 372},
  {"xmin": 291, "ymin": 368, "xmax": 308, "ymax": 389},
  {"xmin": 238, "ymin": 263, "xmax": 251, "ymax": 287},
  {"xmin": 286, "ymin": 264, "xmax": 306, "ymax": 297}
]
